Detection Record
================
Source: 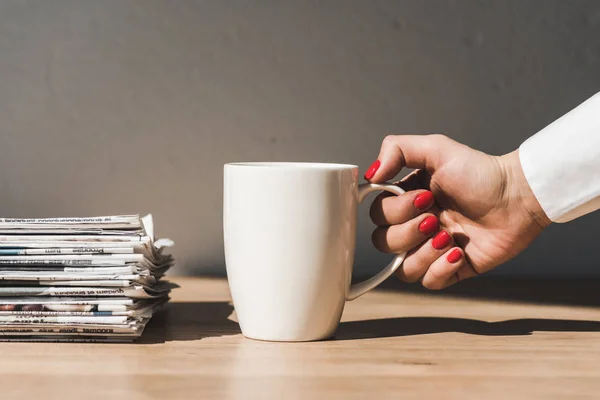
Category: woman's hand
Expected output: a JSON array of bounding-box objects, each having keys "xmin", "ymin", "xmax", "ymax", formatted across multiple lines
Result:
[{"xmin": 366, "ymin": 134, "xmax": 551, "ymax": 289}]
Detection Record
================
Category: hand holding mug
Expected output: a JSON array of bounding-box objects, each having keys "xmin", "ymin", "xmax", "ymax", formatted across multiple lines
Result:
[{"xmin": 366, "ymin": 134, "xmax": 551, "ymax": 289}]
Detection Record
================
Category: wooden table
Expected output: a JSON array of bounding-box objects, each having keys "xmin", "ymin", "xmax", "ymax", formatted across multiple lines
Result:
[{"xmin": 2, "ymin": 276, "xmax": 600, "ymax": 399}]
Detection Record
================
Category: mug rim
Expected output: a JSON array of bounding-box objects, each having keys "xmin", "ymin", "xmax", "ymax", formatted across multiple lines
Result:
[{"xmin": 224, "ymin": 162, "xmax": 358, "ymax": 170}]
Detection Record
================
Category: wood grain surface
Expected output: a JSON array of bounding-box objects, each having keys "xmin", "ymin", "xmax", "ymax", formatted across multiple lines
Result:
[{"xmin": 1, "ymin": 276, "xmax": 599, "ymax": 400}]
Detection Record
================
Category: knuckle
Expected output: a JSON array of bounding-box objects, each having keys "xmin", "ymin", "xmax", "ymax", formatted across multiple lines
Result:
[
  {"xmin": 457, "ymin": 263, "xmax": 479, "ymax": 280},
  {"xmin": 404, "ymin": 271, "xmax": 423, "ymax": 283},
  {"xmin": 385, "ymin": 195, "xmax": 406, "ymax": 219},
  {"xmin": 400, "ymin": 257, "xmax": 428, "ymax": 283},
  {"xmin": 427, "ymin": 134, "xmax": 451, "ymax": 152},
  {"xmin": 371, "ymin": 228, "xmax": 389, "ymax": 252},
  {"xmin": 423, "ymin": 267, "xmax": 448, "ymax": 290},
  {"xmin": 371, "ymin": 194, "xmax": 406, "ymax": 225},
  {"xmin": 422, "ymin": 279, "xmax": 443, "ymax": 290},
  {"xmin": 429, "ymin": 133, "xmax": 449, "ymax": 143},
  {"xmin": 369, "ymin": 199, "xmax": 382, "ymax": 223},
  {"xmin": 396, "ymin": 266, "xmax": 421, "ymax": 283},
  {"xmin": 428, "ymin": 267, "xmax": 445, "ymax": 282},
  {"xmin": 394, "ymin": 269, "xmax": 410, "ymax": 282},
  {"xmin": 382, "ymin": 134, "xmax": 398, "ymax": 146},
  {"xmin": 438, "ymin": 211, "xmax": 453, "ymax": 228}
]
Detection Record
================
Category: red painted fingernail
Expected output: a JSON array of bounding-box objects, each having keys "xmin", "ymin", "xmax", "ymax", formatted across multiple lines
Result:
[
  {"xmin": 413, "ymin": 191, "xmax": 434, "ymax": 210},
  {"xmin": 363, "ymin": 160, "xmax": 381, "ymax": 180},
  {"xmin": 418, "ymin": 215, "xmax": 439, "ymax": 235},
  {"xmin": 432, "ymin": 230, "xmax": 452, "ymax": 250},
  {"xmin": 447, "ymin": 248, "xmax": 462, "ymax": 264}
]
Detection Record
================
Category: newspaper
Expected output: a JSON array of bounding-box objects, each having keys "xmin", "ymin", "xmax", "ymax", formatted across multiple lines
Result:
[
  {"xmin": 0, "ymin": 214, "xmax": 174, "ymax": 341},
  {"xmin": 0, "ymin": 282, "xmax": 173, "ymax": 298},
  {"xmin": 0, "ymin": 215, "xmax": 141, "ymax": 224},
  {"xmin": 0, "ymin": 248, "xmax": 136, "ymax": 255},
  {"xmin": 0, "ymin": 299, "xmax": 167, "ymax": 317}
]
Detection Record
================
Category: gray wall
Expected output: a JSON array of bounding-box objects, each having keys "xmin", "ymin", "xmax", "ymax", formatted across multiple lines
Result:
[{"xmin": 0, "ymin": 0, "xmax": 599, "ymax": 277}]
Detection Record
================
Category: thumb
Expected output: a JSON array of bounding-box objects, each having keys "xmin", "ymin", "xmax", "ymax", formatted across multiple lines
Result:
[{"xmin": 364, "ymin": 134, "xmax": 449, "ymax": 183}]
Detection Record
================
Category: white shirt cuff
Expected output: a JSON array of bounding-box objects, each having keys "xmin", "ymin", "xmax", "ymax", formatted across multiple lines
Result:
[{"xmin": 519, "ymin": 92, "xmax": 600, "ymax": 223}]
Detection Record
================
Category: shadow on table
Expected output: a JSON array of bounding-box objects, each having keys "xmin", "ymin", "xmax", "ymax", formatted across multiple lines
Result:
[
  {"xmin": 336, "ymin": 277, "xmax": 600, "ymax": 340},
  {"xmin": 139, "ymin": 301, "xmax": 240, "ymax": 344},
  {"xmin": 373, "ymin": 276, "xmax": 600, "ymax": 307},
  {"xmin": 335, "ymin": 317, "xmax": 600, "ymax": 340},
  {"xmin": 139, "ymin": 276, "xmax": 600, "ymax": 343}
]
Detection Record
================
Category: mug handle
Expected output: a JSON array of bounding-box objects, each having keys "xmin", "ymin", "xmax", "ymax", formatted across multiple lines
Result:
[{"xmin": 346, "ymin": 182, "xmax": 407, "ymax": 301}]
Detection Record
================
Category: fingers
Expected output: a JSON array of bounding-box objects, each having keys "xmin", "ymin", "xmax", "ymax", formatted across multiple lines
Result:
[
  {"xmin": 372, "ymin": 214, "xmax": 439, "ymax": 254},
  {"xmin": 370, "ymin": 189, "xmax": 435, "ymax": 226},
  {"xmin": 420, "ymin": 247, "xmax": 478, "ymax": 290},
  {"xmin": 362, "ymin": 133, "xmax": 477, "ymax": 289},
  {"xmin": 395, "ymin": 230, "xmax": 454, "ymax": 282},
  {"xmin": 365, "ymin": 134, "xmax": 453, "ymax": 183},
  {"xmin": 370, "ymin": 169, "xmax": 436, "ymax": 226}
]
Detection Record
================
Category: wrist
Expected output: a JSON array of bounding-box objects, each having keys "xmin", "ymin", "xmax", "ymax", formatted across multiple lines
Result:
[{"xmin": 498, "ymin": 150, "xmax": 552, "ymax": 230}]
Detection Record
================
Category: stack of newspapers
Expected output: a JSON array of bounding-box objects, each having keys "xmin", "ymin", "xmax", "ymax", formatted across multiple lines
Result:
[{"xmin": 0, "ymin": 214, "xmax": 174, "ymax": 342}]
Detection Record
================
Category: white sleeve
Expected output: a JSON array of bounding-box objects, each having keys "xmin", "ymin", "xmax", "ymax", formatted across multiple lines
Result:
[{"xmin": 519, "ymin": 92, "xmax": 600, "ymax": 223}]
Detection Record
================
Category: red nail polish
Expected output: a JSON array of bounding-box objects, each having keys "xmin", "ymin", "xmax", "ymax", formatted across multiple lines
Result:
[
  {"xmin": 432, "ymin": 230, "xmax": 451, "ymax": 250},
  {"xmin": 447, "ymin": 248, "xmax": 462, "ymax": 264},
  {"xmin": 418, "ymin": 215, "xmax": 439, "ymax": 235},
  {"xmin": 413, "ymin": 191, "xmax": 434, "ymax": 210},
  {"xmin": 364, "ymin": 160, "xmax": 381, "ymax": 180}
]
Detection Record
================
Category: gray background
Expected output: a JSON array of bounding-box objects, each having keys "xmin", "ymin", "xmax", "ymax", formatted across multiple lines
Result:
[{"xmin": 0, "ymin": 0, "xmax": 599, "ymax": 277}]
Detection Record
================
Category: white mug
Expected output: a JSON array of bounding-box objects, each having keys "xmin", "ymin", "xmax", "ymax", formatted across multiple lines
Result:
[{"xmin": 223, "ymin": 162, "xmax": 406, "ymax": 342}]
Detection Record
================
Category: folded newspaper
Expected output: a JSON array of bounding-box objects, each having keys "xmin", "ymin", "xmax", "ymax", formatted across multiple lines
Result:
[{"xmin": 0, "ymin": 214, "xmax": 174, "ymax": 342}]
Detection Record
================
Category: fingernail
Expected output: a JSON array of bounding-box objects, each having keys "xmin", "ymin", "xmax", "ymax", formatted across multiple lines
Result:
[
  {"xmin": 447, "ymin": 248, "xmax": 462, "ymax": 264},
  {"xmin": 413, "ymin": 191, "xmax": 434, "ymax": 210},
  {"xmin": 363, "ymin": 160, "xmax": 381, "ymax": 180},
  {"xmin": 432, "ymin": 230, "xmax": 451, "ymax": 250},
  {"xmin": 418, "ymin": 215, "xmax": 439, "ymax": 235}
]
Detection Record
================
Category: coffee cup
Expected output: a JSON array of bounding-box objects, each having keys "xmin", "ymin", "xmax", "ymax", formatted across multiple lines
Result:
[{"xmin": 223, "ymin": 162, "xmax": 406, "ymax": 341}]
